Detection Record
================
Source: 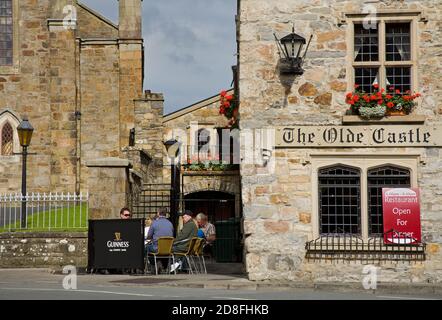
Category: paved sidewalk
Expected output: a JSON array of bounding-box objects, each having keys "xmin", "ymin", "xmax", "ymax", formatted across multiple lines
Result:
[{"xmin": 106, "ymin": 273, "xmax": 442, "ymax": 296}]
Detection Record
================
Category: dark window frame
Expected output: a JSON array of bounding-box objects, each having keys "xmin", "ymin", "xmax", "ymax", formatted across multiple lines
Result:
[
  {"xmin": 318, "ymin": 165, "xmax": 362, "ymax": 236},
  {"xmin": 367, "ymin": 165, "xmax": 411, "ymax": 237},
  {"xmin": 0, "ymin": 0, "xmax": 13, "ymax": 66}
]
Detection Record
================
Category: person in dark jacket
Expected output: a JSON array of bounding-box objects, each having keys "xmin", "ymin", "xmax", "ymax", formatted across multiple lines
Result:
[
  {"xmin": 173, "ymin": 210, "xmax": 198, "ymax": 253},
  {"xmin": 170, "ymin": 210, "xmax": 198, "ymax": 272}
]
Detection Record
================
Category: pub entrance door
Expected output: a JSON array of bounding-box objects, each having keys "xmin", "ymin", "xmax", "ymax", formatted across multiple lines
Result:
[{"xmin": 183, "ymin": 191, "xmax": 242, "ymax": 263}]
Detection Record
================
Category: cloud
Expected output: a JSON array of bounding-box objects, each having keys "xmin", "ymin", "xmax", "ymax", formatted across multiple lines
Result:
[{"xmin": 80, "ymin": 0, "xmax": 237, "ymax": 114}]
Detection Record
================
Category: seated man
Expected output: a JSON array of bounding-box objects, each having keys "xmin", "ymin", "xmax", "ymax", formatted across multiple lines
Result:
[
  {"xmin": 196, "ymin": 213, "xmax": 216, "ymax": 257},
  {"xmin": 146, "ymin": 207, "xmax": 174, "ymax": 254},
  {"xmin": 170, "ymin": 210, "xmax": 198, "ymax": 272}
]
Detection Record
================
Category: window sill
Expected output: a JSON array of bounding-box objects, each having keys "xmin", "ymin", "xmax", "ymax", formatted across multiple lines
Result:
[{"xmin": 342, "ymin": 115, "xmax": 426, "ymax": 125}]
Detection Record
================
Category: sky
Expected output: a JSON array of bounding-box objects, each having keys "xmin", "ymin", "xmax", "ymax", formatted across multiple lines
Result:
[{"xmin": 81, "ymin": 0, "xmax": 237, "ymax": 114}]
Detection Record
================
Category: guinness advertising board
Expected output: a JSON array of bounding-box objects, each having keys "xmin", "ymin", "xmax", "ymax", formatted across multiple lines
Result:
[{"xmin": 88, "ymin": 219, "xmax": 145, "ymax": 270}]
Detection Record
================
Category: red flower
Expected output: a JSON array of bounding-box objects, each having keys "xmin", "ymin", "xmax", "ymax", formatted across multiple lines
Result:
[
  {"xmin": 225, "ymin": 95, "xmax": 234, "ymax": 101},
  {"xmin": 416, "ymin": 93, "xmax": 422, "ymax": 97},
  {"xmin": 377, "ymin": 100, "xmax": 384, "ymax": 105},
  {"xmin": 387, "ymin": 102, "xmax": 394, "ymax": 108},
  {"xmin": 373, "ymin": 84, "xmax": 379, "ymax": 89},
  {"xmin": 354, "ymin": 84, "xmax": 360, "ymax": 89},
  {"xmin": 370, "ymin": 95, "xmax": 377, "ymax": 101},
  {"xmin": 386, "ymin": 95, "xmax": 393, "ymax": 100},
  {"xmin": 220, "ymin": 90, "xmax": 227, "ymax": 97},
  {"xmin": 396, "ymin": 89, "xmax": 401, "ymax": 94},
  {"xmin": 346, "ymin": 93, "xmax": 353, "ymax": 99},
  {"xmin": 363, "ymin": 95, "xmax": 370, "ymax": 103},
  {"xmin": 353, "ymin": 95, "xmax": 360, "ymax": 102}
]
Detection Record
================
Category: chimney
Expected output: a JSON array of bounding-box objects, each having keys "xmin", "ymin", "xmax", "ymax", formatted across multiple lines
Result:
[{"xmin": 119, "ymin": 0, "xmax": 142, "ymax": 39}]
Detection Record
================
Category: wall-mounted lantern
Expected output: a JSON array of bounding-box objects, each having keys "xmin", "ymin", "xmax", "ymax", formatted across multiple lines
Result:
[{"xmin": 274, "ymin": 26, "xmax": 313, "ymax": 75}]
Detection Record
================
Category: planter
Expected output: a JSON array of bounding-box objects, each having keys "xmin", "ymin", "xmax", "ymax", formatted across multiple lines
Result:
[
  {"xmin": 387, "ymin": 109, "xmax": 407, "ymax": 116},
  {"xmin": 358, "ymin": 105, "xmax": 387, "ymax": 120}
]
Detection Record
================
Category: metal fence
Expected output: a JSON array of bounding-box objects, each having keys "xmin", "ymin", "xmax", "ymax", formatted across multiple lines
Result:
[
  {"xmin": 305, "ymin": 229, "xmax": 426, "ymax": 263},
  {"xmin": 0, "ymin": 192, "xmax": 89, "ymax": 232}
]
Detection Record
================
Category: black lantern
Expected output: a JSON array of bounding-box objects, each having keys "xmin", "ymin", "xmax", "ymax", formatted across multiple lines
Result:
[
  {"xmin": 274, "ymin": 26, "xmax": 313, "ymax": 75},
  {"xmin": 17, "ymin": 116, "xmax": 34, "ymax": 148},
  {"xmin": 17, "ymin": 116, "xmax": 34, "ymax": 228},
  {"xmin": 164, "ymin": 139, "xmax": 181, "ymax": 159}
]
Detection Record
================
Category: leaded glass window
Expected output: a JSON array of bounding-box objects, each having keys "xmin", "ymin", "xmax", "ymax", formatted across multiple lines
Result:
[
  {"xmin": 352, "ymin": 19, "xmax": 414, "ymax": 94},
  {"xmin": 319, "ymin": 166, "xmax": 361, "ymax": 235},
  {"xmin": 1, "ymin": 121, "xmax": 13, "ymax": 155},
  {"xmin": 0, "ymin": 0, "xmax": 13, "ymax": 66},
  {"xmin": 368, "ymin": 166, "xmax": 411, "ymax": 236}
]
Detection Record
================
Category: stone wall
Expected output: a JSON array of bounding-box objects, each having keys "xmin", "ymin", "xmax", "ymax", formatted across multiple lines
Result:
[
  {"xmin": 0, "ymin": 0, "xmax": 144, "ymax": 194},
  {"xmin": 86, "ymin": 158, "xmax": 131, "ymax": 220},
  {"xmin": 239, "ymin": 0, "xmax": 442, "ymax": 283},
  {"xmin": 0, "ymin": 232, "xmax": 87, "ymax": 268},
  {"xmin": 129, "ymin": 92, "xmax": 165, "ymax": 183},
  {"xmin": 79, "ymin": 42, "xmax": 121, "ymax": 191},
  {"xmin": 162, "ymin": 93, "xmax": 232, "ymax": 183}
]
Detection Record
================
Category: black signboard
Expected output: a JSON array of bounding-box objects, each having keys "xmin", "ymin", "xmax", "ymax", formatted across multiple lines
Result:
[{"xmin": 88, "ymin": 219, "xmax": 145, "ymax": 270}]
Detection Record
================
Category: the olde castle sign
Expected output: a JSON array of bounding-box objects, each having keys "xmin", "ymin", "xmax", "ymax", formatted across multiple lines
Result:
[{"xmin": 276, "ymin": 126, "xmax": 442, "ymax": 148}]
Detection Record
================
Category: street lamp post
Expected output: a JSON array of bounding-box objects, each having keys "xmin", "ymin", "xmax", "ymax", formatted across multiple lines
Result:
[
  {"xmin": 164, "ymin": 139, "xmax": 182, "ymax": 229},
  {"xmin": 17, "ymin": 117, "xmax": 34, "ymax": 229}
]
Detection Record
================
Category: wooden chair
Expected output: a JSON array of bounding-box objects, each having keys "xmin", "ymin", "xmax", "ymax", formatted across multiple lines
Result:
[{"xmin": 146, "ymin": 237, "xmax": 175, "ymax": 275}]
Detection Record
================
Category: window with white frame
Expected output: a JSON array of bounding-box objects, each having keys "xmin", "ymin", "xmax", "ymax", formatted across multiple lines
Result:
[{"xmin": 352, "ymin": 18, "xmax": 415, "ymax": 94}]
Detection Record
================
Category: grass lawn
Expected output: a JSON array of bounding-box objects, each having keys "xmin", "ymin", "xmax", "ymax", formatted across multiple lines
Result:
[{"xmin": 0, "ymin": 204, "xmax": 88, "ymax": 233}]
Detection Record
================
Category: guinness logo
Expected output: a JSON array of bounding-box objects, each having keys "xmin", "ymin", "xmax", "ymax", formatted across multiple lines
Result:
[{"xmin": 114, "ymin": 232, "xmax": 121, "ymax": 241}]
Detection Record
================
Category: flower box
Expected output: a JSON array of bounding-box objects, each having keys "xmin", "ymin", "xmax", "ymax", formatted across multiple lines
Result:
[{"xmin": 346, "ymin": 84, "xmax": 421, "ymax": 119}]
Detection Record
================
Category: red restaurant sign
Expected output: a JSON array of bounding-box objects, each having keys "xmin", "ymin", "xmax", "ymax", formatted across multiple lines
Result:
[{"xmin": 382, "ymin": 188, "xmax": 421, "ymax": 244}]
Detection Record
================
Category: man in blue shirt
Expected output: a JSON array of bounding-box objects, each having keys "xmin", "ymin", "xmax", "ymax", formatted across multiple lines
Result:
[{"xmin": 146, "ymin": 207, "xmax": 174, "ymax": 253}]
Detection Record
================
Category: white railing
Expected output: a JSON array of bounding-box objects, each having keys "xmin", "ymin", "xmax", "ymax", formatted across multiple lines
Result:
[{"xmin": 0, "ymin": 192, "xmax": 89, "ymax": 232}]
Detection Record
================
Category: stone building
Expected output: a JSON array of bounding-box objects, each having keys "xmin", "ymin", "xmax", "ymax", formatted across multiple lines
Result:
[
  {"xmin": 163, "ymin": 90, "xmax": 241, "ymax": 222},
  {"xmin": 0, "ymin": 0, "xmax": 144, "ymax": 194},
  {"xmin": 238, "ymin": 0, "xmax": 442, "ymax": 283}
]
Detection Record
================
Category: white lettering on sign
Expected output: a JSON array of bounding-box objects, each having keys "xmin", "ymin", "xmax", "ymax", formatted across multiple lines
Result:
[{"xmin": 393, "ymin": 208, "xmax": 412, "ymax": 215}]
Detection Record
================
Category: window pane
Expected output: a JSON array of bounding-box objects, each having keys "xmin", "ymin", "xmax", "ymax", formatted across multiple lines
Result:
[
  {"xmin": 319, "ymin": 166, "xmax": 361, "ymax": 235},
  {"xmin": 355, "ymin": 67, "xmax": 379, "ymax": 94},
  {"xmin": 367, "ymin": 166, "xmax": 411, "ymax": 236},
  {"xmin": 386, "ymin": 67, "xmax": 411, "ymax": 94},
  {"xmin": 386, "ymin": 23, "xmax": 411, "ymax": 61},
  {"xmin": 0, "ymin": 0, "xmax": 12, "ymax": 66},
  {"xmin": 1, "ymin": 122, "xmax": 13, "ymax": 155},
  {"xmin": 354, "ymin": 24, "xmax": 379, "ymax": 62}
]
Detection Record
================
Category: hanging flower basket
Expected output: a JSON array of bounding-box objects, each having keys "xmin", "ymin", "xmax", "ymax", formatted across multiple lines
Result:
[
  {"xmin": 219, "ymin": 90, "xmax": 239, "ymax": 128},
  {"xmin": 345, "ymin": 84, "xmax": 421, "ymax": 119}
]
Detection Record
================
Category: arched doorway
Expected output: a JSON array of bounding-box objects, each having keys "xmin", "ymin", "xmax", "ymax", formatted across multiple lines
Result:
[
  {"xmin": 184, "ymin": 191, "xmax": 235, "ymax": 223},
  {"xmin": 184, "ymin": 191, "xmax": 242, "ymax": 263}
]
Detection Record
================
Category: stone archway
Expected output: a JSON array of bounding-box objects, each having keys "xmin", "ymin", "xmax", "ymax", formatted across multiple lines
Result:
[{"xmin": 181, "ymin": 174, "xmax": 241, "ymax": 218}]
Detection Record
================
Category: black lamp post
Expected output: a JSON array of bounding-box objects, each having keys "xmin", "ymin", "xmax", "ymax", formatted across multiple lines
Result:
[
  {"xmin": 17, "ymin": 116, "xmax": 34, "ymax": 229},
  {"xmin": 164, "ymin": 139, "xmax": 181, "ymax": 229},
  {"xmin": 274, "ymin": 26, "xmax": 313, "ymax": 75}
]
